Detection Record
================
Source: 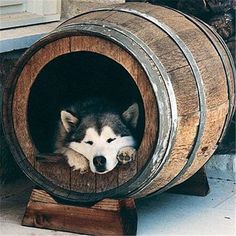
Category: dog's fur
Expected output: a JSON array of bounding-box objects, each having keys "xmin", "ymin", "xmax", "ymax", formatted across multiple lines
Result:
[{"xmin": 53, "ymin": 98, "xmax": 139, "ymax": 174}]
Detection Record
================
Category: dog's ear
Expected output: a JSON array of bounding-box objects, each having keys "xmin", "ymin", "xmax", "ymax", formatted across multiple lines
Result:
[
  {"xmin": 122, "ymin": 103, "xmax": 139, "ymax": 128},
  {"xmin": 60, "ymin": 110, "xmax": 79, "ymax": 132}
]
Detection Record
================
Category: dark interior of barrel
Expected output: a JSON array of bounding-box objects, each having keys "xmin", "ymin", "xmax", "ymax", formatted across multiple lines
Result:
[{"xmin": 28, "ymin": 51, "xmax": 145, "ymax": 159}]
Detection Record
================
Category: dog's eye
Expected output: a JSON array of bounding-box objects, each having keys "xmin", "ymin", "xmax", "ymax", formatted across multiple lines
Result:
[
  {"xmin": 85, "ymin": 141, "xmax": 93, "ymax": 145},
  {"xmin": 107, "ymin": 138, "xmax": 116, "ymax": 143}
]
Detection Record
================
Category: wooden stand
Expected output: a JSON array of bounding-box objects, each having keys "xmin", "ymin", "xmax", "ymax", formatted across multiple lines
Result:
[
  {"xmin": 168, "ymin": 167, "xmax": 210, "ymax": 196},
  {"xmin": 22, "ymin": 189, "xmax": 137, "ymax": 236},
  {"xmin": 22, "ymin": 167, "xmax": 209, "ymax": 235}
]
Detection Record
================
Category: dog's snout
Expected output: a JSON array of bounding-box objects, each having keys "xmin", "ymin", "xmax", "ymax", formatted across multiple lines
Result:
[
  {"xmin": 93, "ymin": 156, "xmax": 106, "ymax": 167},
  {"xmin": 93, "ymin": 156, "xmax": 107, "ymax": 173}
]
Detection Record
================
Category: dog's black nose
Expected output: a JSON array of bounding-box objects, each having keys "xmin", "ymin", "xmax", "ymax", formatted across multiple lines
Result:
[{"xmin": 93, "ymin": 156, "xmax": 106, "ymax": 171}]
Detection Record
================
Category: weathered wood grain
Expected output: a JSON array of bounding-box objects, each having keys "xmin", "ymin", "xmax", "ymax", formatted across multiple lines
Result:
[
  {"xmin": 169, "ymin": 66, "xmax": 199, "ymax": 115},
  {"xmin": 96, "ymin": 170, "xmax": 118, "ymax": 192},
  {"xmin": 13, "ymin": 38, "xmax": 70, "ymax": 168},
  {"xmin": 35, "ymin": 161, "xmax": 71, "ymax": 190},
  {"xmin": 70, "ymin": 170, "xmax": 96, "ymax": 193},
  {"xmin": 134, "ymin": 112, "xmax": 200, "ymax": 197},
  {"xmin": 12, "ymin": 63, "xmax": 36, "ymax": 166},
  {"xmin": 22, "ymin": 189, "xmax": 137, "ymax": 235},
  {"xmin": 118, "ymin": 161, "xmax": 138, "ymax": 186},
  {"xmin": 176, "ymin": 102, "xmax": 229, "ymax": 184}
]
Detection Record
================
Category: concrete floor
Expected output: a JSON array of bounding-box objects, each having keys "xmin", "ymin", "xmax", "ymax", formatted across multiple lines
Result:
[{"xmin": 0, "ymin": 174, "xmax": 235, "ymax": 236}]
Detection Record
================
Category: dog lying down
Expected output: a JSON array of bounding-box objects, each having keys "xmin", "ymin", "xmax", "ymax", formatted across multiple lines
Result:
[{"xmin": 53, "ymin": 98, "xmax": 139, "ymax": 174}]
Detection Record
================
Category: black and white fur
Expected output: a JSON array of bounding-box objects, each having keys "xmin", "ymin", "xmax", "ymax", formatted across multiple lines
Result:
[{"xmin": 53, "ymin": 98, "xmax": 139, "ymax": 174}]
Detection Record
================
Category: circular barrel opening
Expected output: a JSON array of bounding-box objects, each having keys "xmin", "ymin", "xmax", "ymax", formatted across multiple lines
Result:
[
  {"xmin": 28, "ymin": 52, "xmax": 145, "ymax": 153},
  {"xmin": 9, "ymin": 34, "xmax": 158, "ymax": 201}
]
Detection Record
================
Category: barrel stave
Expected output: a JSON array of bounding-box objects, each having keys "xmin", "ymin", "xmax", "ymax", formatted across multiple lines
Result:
[
  {"xmin": 134, "ymin": 112, "xmax": 200, "ymax": 197},
  {"xmin": 176, "ymin": 102, "xmax": 229, "ymax": 184}
]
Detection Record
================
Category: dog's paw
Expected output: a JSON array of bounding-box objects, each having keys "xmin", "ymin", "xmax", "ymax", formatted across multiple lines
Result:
[
  {"xmin": 117, "ymin": 147, "xmax": 136, "ymax": 164},
  {"xmin": 65, "ymin": 150, "xmax": 89, "ymax": 174}
]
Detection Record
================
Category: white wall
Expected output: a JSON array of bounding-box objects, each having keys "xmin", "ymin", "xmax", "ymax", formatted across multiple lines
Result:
[{"xmin": 61, "ymin": 0, "xmax": 125, "ymax": 18}]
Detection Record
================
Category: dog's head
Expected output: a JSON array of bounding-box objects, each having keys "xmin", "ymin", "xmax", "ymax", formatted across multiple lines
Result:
[{"xmin": 60, "ymin": 103, "xmax": 139, "ymax": 174}]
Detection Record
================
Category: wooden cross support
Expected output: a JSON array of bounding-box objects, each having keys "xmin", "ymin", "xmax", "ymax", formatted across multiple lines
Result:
[
  {"xmin": 22, "ymin": 189, "xmax": 137, "ymax": 235},
  {"xmin": 168, "ymin": 167, "xmax": 210, "ymax": 196}
]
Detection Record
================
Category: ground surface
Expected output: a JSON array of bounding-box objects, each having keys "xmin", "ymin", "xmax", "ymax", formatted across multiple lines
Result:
[{"xmin": 0, "ymin": 174, "xmax": 235, "ymax": 236}]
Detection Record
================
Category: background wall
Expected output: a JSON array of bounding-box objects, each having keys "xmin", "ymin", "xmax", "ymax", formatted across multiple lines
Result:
[{"xmin": 61, "ymin": 0, "xmax": 125, "ymax": 18}]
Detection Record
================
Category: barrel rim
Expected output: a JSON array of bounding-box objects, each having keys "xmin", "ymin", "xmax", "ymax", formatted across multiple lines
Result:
[{"xmin": 2, "ymin": 23, "xmax": 172, "ymax": 202}]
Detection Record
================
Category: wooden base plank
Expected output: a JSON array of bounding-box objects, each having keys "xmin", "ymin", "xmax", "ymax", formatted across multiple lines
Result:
[{"xmin": 22, "ymin": 189, "xmax": 137, "ymax": 236}]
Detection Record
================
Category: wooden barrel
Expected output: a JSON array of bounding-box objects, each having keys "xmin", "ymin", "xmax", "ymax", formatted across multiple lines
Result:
[{"xmin": 2, "ymin": 3, "xmax": 235, "ymax": 202}]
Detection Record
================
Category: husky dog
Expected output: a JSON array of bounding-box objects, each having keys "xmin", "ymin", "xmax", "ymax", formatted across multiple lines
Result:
[{"xmin": 53, "ymin": 98, "xmax": 139, "ymax": 174}]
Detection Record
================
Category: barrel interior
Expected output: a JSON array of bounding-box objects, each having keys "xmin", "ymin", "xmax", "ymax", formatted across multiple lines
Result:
[
  {"xmin": 26, "ymin": 49, "xmax": 152, "ymax": 194},
  {"xmin": 28, "ymin": 51, "xmax": 145, "ymax": 153}
]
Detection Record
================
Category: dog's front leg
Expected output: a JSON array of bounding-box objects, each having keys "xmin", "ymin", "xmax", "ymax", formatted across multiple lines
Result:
[
  {"xmin": 56, "ymin": 148, "xmax": 89, "ymax": 174},
  {"xmin": 117, "ymin": 147, "xmax": 136, "ymax": 165},
  {"xmin": 65, "ymin": 149, "xmax": 89, "ymax": 173}
]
